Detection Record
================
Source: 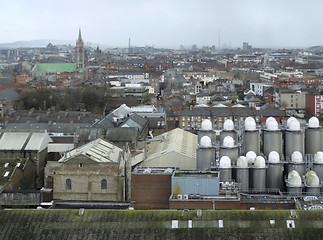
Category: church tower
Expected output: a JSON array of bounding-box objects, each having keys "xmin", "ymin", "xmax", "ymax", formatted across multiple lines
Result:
[{"xmin": 76, "ymin": 29, "xmax": 85, "ymax": 70}]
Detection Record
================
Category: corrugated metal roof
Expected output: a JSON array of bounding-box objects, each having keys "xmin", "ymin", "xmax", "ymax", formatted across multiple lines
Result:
[
  {"xmin": 24, "ymin": 133, "xmax": 53, "ymax": 151},
  {"xmin": 59, "ymin": 138, "xmax": 122, "ymax": 163},
  {"xmin": 0, "ymin": 132, "xmax": 30, "ymax": 150},
  {"xmin": 142, "ymin": 128, "xmax": 197, "ymax": 169}
]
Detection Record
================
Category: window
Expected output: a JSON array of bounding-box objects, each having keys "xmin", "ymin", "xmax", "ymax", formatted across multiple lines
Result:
[
  {"xmin": 66, "ymin": 179, "xmax": 72, "ymax": 190},
  {"xmin": 79, "ymin": 163, "xmax": 83, "ymax": 168},
  {"xmin": 101, "ymin": 179, "xmax": 107, "ymax": 189}
]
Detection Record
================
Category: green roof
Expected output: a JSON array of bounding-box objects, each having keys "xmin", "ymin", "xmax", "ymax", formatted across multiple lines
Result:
[
  {"xmin": 31, "ymin": 63, "xmax": 77, "ymax": 73},
  {"xmin": 0, "ymin": 64, "xmax": 3, "ymax": 70},
  {"xmin": 0, "ymin": 210, "xmax": 322, "ymax": 239}
]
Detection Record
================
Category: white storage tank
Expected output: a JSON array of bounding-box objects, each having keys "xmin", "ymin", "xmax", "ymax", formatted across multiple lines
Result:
[
  {"xmin": 313, "ymin": 151, "xmax": 323, "ymax": 189},
  {"xmin": 286, "ymin": 170, "xmax": 303, "ymax": 195},
  {"xmin": 219, "ymin": 136, "xmax": 239, "ymax": 167},
  {"xmin": 220, "ymin": 119, "xmax": 237, "ymax": 144},
  {"xmin": 196, "ymin": 135, "xmax": 216, "ymax": 171},
  {"xmin": 219, "ymin": 156, "xmax": 232, "ymax": 182},
  {"xmin": 263, "ymin": 117, "xmax": 283, "ymax": 158},
  {"xmin": 198, "ymin": 119, "xmax": 216, "ymax": 145},
  {"xmin": 287, "ymin": 151, "xmax": 306, "ymax": 177},
  {"xmin": 244, "ymin": 117, "xmax": 260, "ymax": 155},
  {"xmin": 305, "ymin": 117, "xmax": 321, "ymax": 154},
  {"xmin": 236, "ymin": 156, "xmax": 249, "ymax": 192},
  {"xmin": 285, "ymin": 117, "xmax": 304, "ymax": 159},
  {"xmin": 305, "ymin": 170, "xmax": 321, "ymax": 195},
  {"xmin": 252, "ymin": 156, "xmax": 266, "ymax": 192},
  {"xmin": 266, "ymin": 151, "xmax": 284, "ymax": 191}
]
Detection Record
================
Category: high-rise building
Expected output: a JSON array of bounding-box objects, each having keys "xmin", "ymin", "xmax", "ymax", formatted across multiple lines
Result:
[{"xmin": 76, "ymin": 29, "xmax": 85, "ymax": 70}]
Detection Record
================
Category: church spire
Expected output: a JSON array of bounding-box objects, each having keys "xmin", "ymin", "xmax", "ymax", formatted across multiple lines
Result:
[
  {"xmin": 78, "ymin": 28, "xmax": 82, "ymax": 41},
  {"xmin": 76, "ymin": 28, "xmax": 85, "ymax": 71},
  {"xmin": 77, "ymin": 28, "xmax": 83, "ymax": 44}
]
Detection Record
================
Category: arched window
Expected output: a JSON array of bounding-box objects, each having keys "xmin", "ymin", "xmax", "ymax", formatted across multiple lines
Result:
[
  {"xmin": 101, "ymin": 179, "xmax": 107, "ymax": 190},
  {"xmin": 66, "ymin": 179, "xmax": 72, "ymax": 190}
]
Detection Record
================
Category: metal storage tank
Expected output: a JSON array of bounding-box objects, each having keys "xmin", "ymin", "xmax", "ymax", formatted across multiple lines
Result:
[
  {"xmin": 219, "ymin": 136, "xmax": 239, "ymax": 166},
  {"xmin": 285, "ymin": 118, "xmax": 304, "ymax": 159},
  {"xmin": 286, "ymin": 170, "xmax": 303, "ymax": 195},
  {"xmin": 246, "ymin": 151, "xmax": 257, "ymax": 189},
  {"xmin": 244, "ymin": 117, "xmax": 260, "ymax": 155},
  {"xmin": 219, "ymin": 156, "xmax": 232, "ymax": 182},
  {"xmin": 196, "ymin": 136, "xmax": 216, "ymax": 171},
  {"xmin": 313, "ymin": 151, "xmax": 323, "ymax": 185},
  {"xmin": 252, "ymin": 156, "xmax": 266, "ymax": 192},
  {"xmin": 266, "ymin": 151, "xmax": 284, "ymax": 191},
  {"xmin": 220, "ymin": 119, "xmax": 237, "ymax": 144},
  {"xmin": 198, "ymin": 119, "xmax": 216, "ymax": 145},
  {"xmin": 236, "ymin": 156, "xmax": 249, "ymax": 192},
  {"xmin": 305, "ymin": 117, "xmax": 321, "ymax": 154},
  {"xmin": 305, "ymin": 171, "xmax": 321, "ymax": 195},
  {"xmin": 288, "ymin": 151, "xmax": 306, "ymax": 177},
  {"xmin": 246, "ymin": 151, "xmax": 257, "ymax": 166},
  {"xmin": 263, "ymin": 117, "xmax": 283, "ymax": 158}
]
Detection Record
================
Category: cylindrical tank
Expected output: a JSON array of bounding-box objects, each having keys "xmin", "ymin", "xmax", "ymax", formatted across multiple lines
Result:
[
  {"xmin": 246, "ymin": 151, "xmax": 257, "ymax": 166},
  {"xmin": 288, "ymin": 151, "xmax": 306, "ymax": 177},
  {"xmin": 313, "ymin": 151, "xmax": 323, "ymax": 183},
  {"xmin": 244, "ymin": 117, "xmax": 260, "ymax": 155},
  {"xmin": 198, "ymin": 119, "xmax": 216, "ymax": 144},
  {"xmin": 236, "ymin": 156, "xmax": 249, "ymax": 192},
  {"xmin": 196, "ymin": 136, "xmax": 216, "ymax": 171},
  {"xmin": 305, "ymin": 171, "xmax": 321, "ymax": 195},
  {"xmin": 219, "ymin": 156, "xmax": 232, "ymax": 182},
  {"xmin": 305, "ymin": 117, "xmax": 321, "ymax": 154},
  {"xmin": 286, "ymin": 170, "xmax": 303, "ymax": 195},
  {"xmin": 246, "ymin": 151, "xmax": 257, "ymax": 188},
  {"xmin": 219, "ymin": 136, "xmax": 239, "ymax": 166},
  {"xmin": 252, "ymin": 156, "xmax": 266, "ymax": 192},
  {"xmin": 285, "ymin": 118, "xmax": 304, "ymax": 158},
  {"xmin": 263, "ymin": 118, "xmax": 283, "ymax": 158},
  {"xmin": 220, "ymin": 119, "xmax": 237, "ymax": 143},
  {"xmin": 266, "ymin": 151, "xmax": 284, "ymax": 191}
]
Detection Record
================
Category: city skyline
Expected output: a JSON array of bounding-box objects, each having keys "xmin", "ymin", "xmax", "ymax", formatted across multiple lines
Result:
[{"xmin": 1, "ymin": 0, "xmax": 323, "ymax": 49}]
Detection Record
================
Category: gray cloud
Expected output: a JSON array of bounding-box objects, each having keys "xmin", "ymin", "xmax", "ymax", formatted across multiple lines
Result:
[{"xmin": 1, "ymin": 0, "xmax": 322, "ymax": 48}]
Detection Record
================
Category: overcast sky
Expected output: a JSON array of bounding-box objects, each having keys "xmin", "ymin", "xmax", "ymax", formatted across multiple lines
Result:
[{"xmin": 1, "ymin": 0, "xmax": 323, "ymax": 48}]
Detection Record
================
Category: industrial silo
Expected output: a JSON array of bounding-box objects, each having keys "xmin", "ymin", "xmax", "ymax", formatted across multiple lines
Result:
[
  {"xmin": 252, "ymin": 156, "xmax": 266, "ymax": 192},
  {"xmin": 266, "ymin": 151, "xmax": 284, "ymax": 191},
  {"xmin": 246, "ymin": 151, "xmax": 257, "ymax": 188},
  {"xmin": 246, "ymin": 151, "xmax": 257, "ymax": 166},
  {"xmin": 196, "ymin": 136, "xmax": 216, "ymax": 171},
  {"xmin": 198, "ymin": 119, "xmax": 216, "ymax": 145},
  {"xmin": 236, "ymin": 156, "xmax": 249, "ymax": 192},
  {"xmin": 286, "ymin": 170, "xmax": 303, "ymax": 195},
  {"xmin": 285, "ymin": 117, "xmax": 304, "ymax": 159},
  {"xmin": 288, "ymin": 151, "xmax": 306, "ymax": 177},
  {"xmin": 313, "ymin": 151, "xmax": 323, "ymax": 187},
  {"xmin": 220, "ymin": 119, "xmax": 237, "ymax": 144},
  {"xmin": 305, "ymin": 171, "xmax": 321, "ymax": 195},
  {"xmin": 219, "ymin": 136, "xmax": 239, "ymax": 167},
  {"xmin": 263, "ymin": 117, "xmax": 283, "ymax": 158},
  {"xmin": 219, "ymin": 156, "xmax": 232, "ymax": 182},
  {"xmin": 243, "ymin": 117, "xmax": 260, "ymax": 155},
  {"xmin": 305, "ymin": 117, "xmax": 321, "ymax": 154}
]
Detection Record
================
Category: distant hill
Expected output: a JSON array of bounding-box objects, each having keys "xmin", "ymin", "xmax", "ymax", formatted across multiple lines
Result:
[
  {"xmin": 0, "ymin": 39, "xmax": 75, "ymax": 48},
  {"xmin": 308, "ymin": 46, "xmax": 323, "ymax": 52}
]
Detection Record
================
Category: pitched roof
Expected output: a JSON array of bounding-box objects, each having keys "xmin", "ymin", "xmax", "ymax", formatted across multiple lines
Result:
[
  {"xmin": 0, "ymin": 89, "xmax": 19, "ymax": 102},
  {"xmin": 106, "ymin": 127, "xmax": 138, "ymax": 142},
  {"xmin": 58, "ymin": 138, "xmax": 122, "ymax": 163},
  {"xmin": 31, "ymin": 63, "xmax": 77, "ymax": 73}
]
